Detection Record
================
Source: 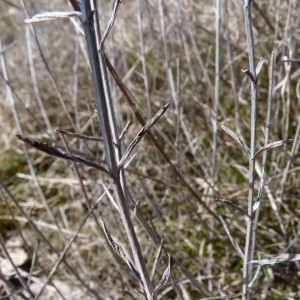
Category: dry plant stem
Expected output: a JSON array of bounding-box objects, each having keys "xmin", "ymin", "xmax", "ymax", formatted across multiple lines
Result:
[
  {"xmin": 175, "ymin": 58, "xmax": 183, "ymax": 172},
  {"xmin": 80, "ymin": 1, "xmax": 153, "ymax": 299},
  {"xmin": 281, "ymin": 0, "xmax": 295, "ymax": 146},
  {"xmin": 212, "ymin": 0, "xmax": 220, "ymax": 184},
  {"xmin": 224, "ymin": 0, "xmax": 242, "ymax": 134},
  {"xmin": 251, "ymin": 51, "xmax": 275, "ymax": 258},
  {"xmin": 137, "ymin": 0, "xmax": 151, "ymax": 117},
  {"xmin": 242, "ymin": 1, "xmax": 258, "ymax": 299},
  {"xmin": 72, "ymin": 33, "xmax": 81, "ymax": 130}
]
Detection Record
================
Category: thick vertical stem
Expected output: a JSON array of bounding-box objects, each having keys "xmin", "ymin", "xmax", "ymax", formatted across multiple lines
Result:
[
  {"xmin": 242, "ymin": 1, "xmax": 257, "ymax": 299},
  {"xmin": 80, "ymin": 1, "xmax": 153, "ymax": 299}
]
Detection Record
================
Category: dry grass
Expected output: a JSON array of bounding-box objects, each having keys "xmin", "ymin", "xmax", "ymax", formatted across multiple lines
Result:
[{"xmin": 0, "ymin": 0, "xmax": 299, "ymax": 299}]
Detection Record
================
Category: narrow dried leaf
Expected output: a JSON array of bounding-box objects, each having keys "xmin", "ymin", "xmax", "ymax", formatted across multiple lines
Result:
[
  {"xmin": 152, "ymin": 254, "xmax": 173, "ymax": 299},
  {"xmin": 150, "ymin": 239, "xmax": 164, "ymax": 281},
  {"xmin": 100, "ymin": 0, "xmax": 122, "ymax": 48},
  {"xmin": 219, "ymin": 214, "xmax": 244, "ymax": 259},
  {"xmin": 16, "ymin": 135, "xmax": 110, "ymax": 176},
  {"xmin": 217, "ymin": 198, "xmax": 250, "ymax": 218},
  {"xmin": 25, "ymin": 11, "xmax": 81, "ymax": 23},
  {"xmin": 217, "ymin": 123, "xmax": 250, "ymax": 154},
  {"xmin": 249, "ymin": 253, "xmax": 300, "ymax": 266},
  {"xmin": 99, "ymin": 218, "xmax": 143, "ymax": 286},
  {"xmin": 56, "ymin": 128, "xmax": 104, "ymax": 142},
  {"xmin": 119, "ymin": 120, "xmax": 132, "ymax": 141},
  {"xmin": 255, "ymin": 57, "xmax": 265, "ymax": 77},
  {"xmin": 254, "ymin": 139, "xmax": 293, "ymax": 158},
  {"xmin": 118, "ymin": 102, "xmax": 171, "ymax": 170}
]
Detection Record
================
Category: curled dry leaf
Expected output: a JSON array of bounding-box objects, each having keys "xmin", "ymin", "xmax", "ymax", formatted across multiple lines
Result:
[
  {"xmin": 99, "ymin": 218, "xmax": 143, "ymax": 286},
  {"xmin": 254, "ymin": 139, "xmax": 293, "ymax": 158},
  {"xmin": 151, "ymin": 253, "xmax": 173, "ymax": 299},
  {"xmin": 217, "ymin": 123, "xmax": 250, "ymax": 155}
]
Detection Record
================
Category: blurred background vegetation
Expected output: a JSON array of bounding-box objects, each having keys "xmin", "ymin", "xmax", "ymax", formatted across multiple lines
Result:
[{"xmin": 0, "ymin": 0, "xmax": 299, "ymax": 299}]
